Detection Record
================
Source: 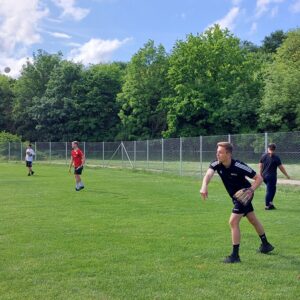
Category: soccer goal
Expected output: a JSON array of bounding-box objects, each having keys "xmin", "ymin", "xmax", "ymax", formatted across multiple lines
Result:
[{"xmin": 105, "ymin": 141, "xmax": 134, "ymax": 169}]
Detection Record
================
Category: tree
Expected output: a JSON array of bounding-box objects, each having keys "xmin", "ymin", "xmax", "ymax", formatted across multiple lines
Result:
[
  {"xmin": 0, "ymin": 131, "xmax": 21, "ymax": 142},
  {"xmin": 162, "ymin": 25, "xmax": 263, "ymax": 137},
  {"xmin": 117, "ymin": 40, "xmax": 170, "ymax": 140},
  {"xmin": 74, "ymin": 63, "xmax": 125, "ymax": 141},
  {"xmin": 240, "ymin": 40, "xmax": 259, "ymax": 53},
  {"xmin": 29, "ymin": 60, "xmax": 83, "ymax": 141},
  {"xmin": 29, "ymin": 61, "xmax": 125, "ymax": 141},
  {"xmin": 0, "ymin": 75, "xmax": 14, "ymax": 132},
  {"xmin": 261, "ymin": 30, "xmax": 287, "ymax": 54},
  {"xmin": 13, "ymin": 50, "xmax": 62, "ymax": 140},
  {"xmin": 259, "ymin": 29, "xmax": 300, "ymax": 131}
]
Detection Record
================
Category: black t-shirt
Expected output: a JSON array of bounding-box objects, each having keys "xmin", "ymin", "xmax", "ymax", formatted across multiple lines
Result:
[
  {"xmin": 209, "ymin": 159, "xmax": 256, "ymax": 198},
  {"xmin": 259, "ymin": 153, "xmax": 282, "ymax": 178}
]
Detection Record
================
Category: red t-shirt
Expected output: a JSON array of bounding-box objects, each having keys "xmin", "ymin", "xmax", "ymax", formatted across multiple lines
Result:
[{"xmin": 71, "ymin": 148, "xmax": 84, "ymax": 168}]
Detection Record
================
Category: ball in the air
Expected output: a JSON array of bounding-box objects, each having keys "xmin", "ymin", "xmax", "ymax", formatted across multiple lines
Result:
[{"xmin": 4, "ymin": 67, "xmax": 11, "ymax": 73}]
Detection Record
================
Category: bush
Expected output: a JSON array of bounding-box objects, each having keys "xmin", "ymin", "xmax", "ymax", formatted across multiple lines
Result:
[{"xmin": 0, "ymin": 131, "xmax": 22, "ymax": 143}]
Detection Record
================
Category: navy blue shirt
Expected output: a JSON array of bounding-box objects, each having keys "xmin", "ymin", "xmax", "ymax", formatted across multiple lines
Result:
[
  {"xmin": 209, "ymin": 159, "xmax": 256, "ymax": 198},
  {"xmin": 260, "ymin": 153, "xmax": 281, "ymax": 178}
]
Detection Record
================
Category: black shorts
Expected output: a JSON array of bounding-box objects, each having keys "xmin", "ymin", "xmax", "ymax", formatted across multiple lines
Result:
[
  {"xmin": 74, "ymin": 166, "xmax": 83, "ymax": 175},
  {"xmin": 26, "ymin": 161, "xmax": 32, "ymax": 168},
  {"xmin": 232, "ymin": 198, "xmax": 254, "ymax": 216}
]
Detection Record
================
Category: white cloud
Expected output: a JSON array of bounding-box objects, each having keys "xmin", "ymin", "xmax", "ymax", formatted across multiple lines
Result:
[
  {"xmin": 49, "ymin": 31, "xmax": 72, "ymax": 39},
  {"xmin": 67, "ymin": 42, "xmax": 82, "ymax": 47},
  {"xmin": 0, "ymin": 56, "xmax": 30, "ymax": 78},
  {"xmin": 270, "ymin": 6, "xmax": 279, "ymax": 17},
  {"xmin": 52, "ymin": 0, "xmax": 90, "ymax": 21},
  {"xmin": 290, "ymin": 0, "xmax": 300, "ymax": 13},
  {"xmin": 68, "ymin": 38, "xmax": 132, "ymax": 64},
  {"xmin": 208, "ymin": 7, "xmax": 240, "ymax": 30},
  {"xmin": 255, "ymin": 0, "xmax": 285, "ymax": 18},
  {"xmin": 250, "ymin": 22, "xmax": 258, "ymax": 34},
  {"xmin": 0, "ymin": 0, "xmax": 48, "ymax": 54}
]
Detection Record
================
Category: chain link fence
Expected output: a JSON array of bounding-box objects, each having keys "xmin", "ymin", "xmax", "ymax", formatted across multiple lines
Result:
[{"xmin": 0, "ymin": 131, "xmax": 299, "ymax": 179}]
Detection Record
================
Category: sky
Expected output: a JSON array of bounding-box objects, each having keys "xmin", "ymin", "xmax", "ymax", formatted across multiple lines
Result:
[{"xmin": 0, "ymin": 0, "xmax": 299, "ymax": 77}]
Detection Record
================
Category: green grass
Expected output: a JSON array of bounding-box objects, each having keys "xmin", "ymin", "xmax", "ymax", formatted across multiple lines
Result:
[{"xmin": 0, "ymin": 163, "xmax": 299, "ymax": 300}]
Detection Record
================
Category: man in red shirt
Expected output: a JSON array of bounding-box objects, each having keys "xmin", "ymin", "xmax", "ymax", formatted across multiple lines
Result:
[{"xmin": 69, "ymin": 141, "xmax": 85, "ymax": 191}]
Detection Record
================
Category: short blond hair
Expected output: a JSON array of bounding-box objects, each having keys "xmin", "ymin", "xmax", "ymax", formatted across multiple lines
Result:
[{"xmin": 217, "ymin": 142, "xmax": 233, "ymax": 154}]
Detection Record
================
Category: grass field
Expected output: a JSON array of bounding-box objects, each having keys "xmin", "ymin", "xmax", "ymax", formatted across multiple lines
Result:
[{"xmin": 0, "ymin": 163, "xmax": 299, "ymax": 299}]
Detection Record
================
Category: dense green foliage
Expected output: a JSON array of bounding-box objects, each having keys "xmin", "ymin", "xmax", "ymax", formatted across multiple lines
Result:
[
  {"xmin": 162, "ymin": 26, "xmax": 263, "ymax": 137},
  {"xmin": 117, "ymin": 40, "xmax": 170, "ymax": 140},
  {"xmin": 0, "ymin": 163, "xmax": 299, "ymax": 299},
  {"xmin": 0, "ymin": 131, "xmax": 21, "ymax": 142},
  {"xmin": 1, "ymin": 27, "xmax": 299, "ymax": 141},
  {"xmin": 259, "ymin": 30, "xmax": 300, "ymax": 131}
]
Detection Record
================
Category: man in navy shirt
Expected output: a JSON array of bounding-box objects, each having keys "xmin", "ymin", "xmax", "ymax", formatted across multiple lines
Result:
[
  {"xmin": 259, "ymin": 143, "xmax": 290, "ymax": 210},
  {"xmin": 200, "ymin": 142, "xmax": 274, "ymax": 263}
]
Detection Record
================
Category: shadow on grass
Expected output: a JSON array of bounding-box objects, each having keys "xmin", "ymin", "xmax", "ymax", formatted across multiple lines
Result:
[{"xmin": 275, "ymin": 253, "xmax": 300, "ymax": 268}]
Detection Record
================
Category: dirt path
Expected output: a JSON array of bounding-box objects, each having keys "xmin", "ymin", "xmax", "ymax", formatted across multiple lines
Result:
[{"xmin": 277, "ymin": 179, "xmax": 300, "ymax": 186}]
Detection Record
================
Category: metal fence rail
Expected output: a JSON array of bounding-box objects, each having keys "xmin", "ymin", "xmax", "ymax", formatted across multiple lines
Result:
[{"xmin": 0, "ymin": 131, "xmax": 299, "ymax": 179}]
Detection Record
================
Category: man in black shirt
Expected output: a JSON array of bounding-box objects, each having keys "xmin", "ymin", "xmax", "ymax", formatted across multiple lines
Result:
[
  {"xmin": 200, "ymin": 142, "xmax": 274, "ymax": 263},
  {"xmin": 259, "ymin": 143, "xmax": 290, "ymax": 210}
]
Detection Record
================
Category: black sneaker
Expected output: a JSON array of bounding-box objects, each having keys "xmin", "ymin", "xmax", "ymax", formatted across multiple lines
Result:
[
  {"xmin": 28, "ymin": 173, "xmax": 31, "ymax": 176},
  {"xmin": 265, "ymin": 205, "xmax": 276, "ymax": 210},
  {"xmin": 79, "ymin": 186, "xmax": 84, "ymax": 190},
  {"xmin": 223, "ymin": 255, "xmax": 241, "ymax": 263},
  {"xmin": 31, "ymin": 171, "xmax": 34, "ymax": 175},
  {"xmin": 258, "ymin": 243, "xmax": 274, "ymax": 254},
  {"xmin": 75, "ymin": 187, "xmax": 80, "ymax": 191}
]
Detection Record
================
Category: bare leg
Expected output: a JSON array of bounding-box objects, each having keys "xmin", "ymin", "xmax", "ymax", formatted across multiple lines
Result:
[
  {"xmin": 229, "ymin": 213, "xmax": 243, "ymax": 244},
  {"xmin": 75, "ymin": 174, "xmax": 81, "ymax": 185},
  {"xmin": 246, "ymin": 211, "xmax": 264, "ymax": 235}
]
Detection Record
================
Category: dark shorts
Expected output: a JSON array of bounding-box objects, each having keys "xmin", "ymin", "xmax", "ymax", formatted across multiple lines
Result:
[
  {"xmin": 74, "ymin": 166, "xmax": 83, "ymax": 175},
  {"xmin": 232, "ymin": 198, "xmax": 254, "ymax": 216},
  {"xmin": 26, "ymin": 161, "xmax": 32, "ymax": 168}
]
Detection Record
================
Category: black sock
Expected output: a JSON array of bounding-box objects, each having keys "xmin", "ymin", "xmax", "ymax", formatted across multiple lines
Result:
[
  {"xmin": 259, "ymin": 233, "xmax": 268, "ymax": 245},
  {"xmin": 232, "ymin": 244, "xmax": 240, "ymax": 257}
]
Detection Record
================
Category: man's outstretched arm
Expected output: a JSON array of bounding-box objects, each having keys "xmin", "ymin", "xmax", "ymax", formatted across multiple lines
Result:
[{"xmin": 200, "ymin": 168, "xmax": 215, "ymax": 200}]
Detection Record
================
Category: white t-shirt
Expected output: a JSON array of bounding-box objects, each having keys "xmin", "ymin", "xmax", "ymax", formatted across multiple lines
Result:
[{"xmin": 25, "ymin": 148, "xmax": 35, "ymax": 162}]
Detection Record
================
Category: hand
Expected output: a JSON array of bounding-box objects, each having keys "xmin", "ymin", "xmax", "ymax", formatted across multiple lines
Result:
[{"xmin": 200, "ymin": 187, "xmax": 208, "ymax": 200}]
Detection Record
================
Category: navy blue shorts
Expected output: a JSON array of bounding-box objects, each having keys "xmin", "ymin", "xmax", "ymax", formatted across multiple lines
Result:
[
  {"xmin": 26, "ymin": 161, "xmax": 32, "ymax": 168},
  {"xmin": 74, "ymin": 166, "xmax": 83, "ymax": 175},
  {"xmin": 232, "ymin": 198, "xmax": 254, "ymax": 216}
]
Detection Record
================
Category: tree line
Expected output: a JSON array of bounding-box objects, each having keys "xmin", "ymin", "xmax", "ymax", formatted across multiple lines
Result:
[{"xmin": 0, "ymin": 25, "xmax": 299, "ymax": 142}]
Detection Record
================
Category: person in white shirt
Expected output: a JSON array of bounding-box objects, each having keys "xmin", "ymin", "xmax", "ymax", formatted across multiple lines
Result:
[{"xmin": 25, "ymin": 144, "xmax": 35, "ymax": 176}]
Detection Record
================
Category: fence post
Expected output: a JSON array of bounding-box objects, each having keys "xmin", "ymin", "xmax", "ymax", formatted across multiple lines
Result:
[
  {"xmin": 65, "ymin": 142, "xmax": 68, "ymax": 164},
  {"xmin": 20, "ymin": 142, "xmax": 22, "ymax": 161},
  {"xmin": 200, "ymin": 136, "xmax": 203, "ymax": 178},
  {"xmin": 8, "ymin": 142, "xmax": 10, "ymax": 161},
  {"xmin": 35, "ymin": 142, "xmax": 37, "ymax": 161},
  {"xmin": 121, "ymin": 141, "xmax": 124, "ymax": 168},
  {"xmin": 83, "ymin": 142, "xmax": 86, "ymax": 162},
  {"xmin": 180, "ymin": 137, "xmax": 182, "ymax": 176},
  {"xmin": 265, "ymin": 132, "xmax": 268, "ymax": 153},
  {"xmin": 147, "ymin": 140, "xmax": 149, "ymax": 169},
  {"xmin": 228, "ymin": 134, "xmax": 231, "ymax": 143},
  {"xmin": 162, "ymin": 138, "xmax": 164, "ymax": 172},
  {"xmin": 134, "ymin": 140, "xmax": 136, "ymax": 169},
  {"xmin": 102, "ymin": 141, "xmax": 105, "ymax": 167},
  {"xmin": 49, "ymin": 141, "xmax": 52, "ymax": 162}
]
